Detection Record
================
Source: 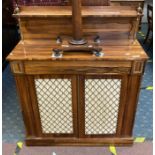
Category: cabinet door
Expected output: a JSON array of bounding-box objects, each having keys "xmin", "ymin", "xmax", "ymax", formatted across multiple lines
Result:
[
  {"xmin": 27, "ymin": 75, "xmax": 78, "ymax": 137},
  {"xmin": 78, "ymin": 75, "xmax": 128, "ymax": 138}
]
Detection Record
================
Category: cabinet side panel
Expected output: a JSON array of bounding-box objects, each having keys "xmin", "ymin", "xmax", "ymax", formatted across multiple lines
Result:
[
  {"xmin": 14, "ymin": 75, "xmax": 36, "ymax": 137},
  {"xmin": 122, "ymin": 75, "xmax": 142, "ymax": 136}
]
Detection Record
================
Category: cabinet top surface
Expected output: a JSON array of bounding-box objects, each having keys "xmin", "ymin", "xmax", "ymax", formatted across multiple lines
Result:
[
  {"xmin": 13, "ymin": 6, "xmax": 138, "ymax": 18},
  {"xmin": 7, "ymin": 40, "xmax": 148, "ymax": 61}
]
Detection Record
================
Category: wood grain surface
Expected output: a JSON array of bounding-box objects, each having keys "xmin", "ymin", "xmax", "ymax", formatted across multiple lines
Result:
[
  {"xmin": 13, "ymin": 6, "xmax": 138, "ymax": 17},
  {"xmin": 18, "ymin": 17, "xmax": 137, "ymax": 41},
  {"xmin": 7, "ymin": 3, "xmax": 148, "ymax": 146},
  {"xmin": 7, "ymin": 39, "xmax": 148, "ymax": 61}
]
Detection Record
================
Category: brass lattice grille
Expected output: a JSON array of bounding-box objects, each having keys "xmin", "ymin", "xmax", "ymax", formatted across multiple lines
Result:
[
  {"xmin": 85, "ymin": 79, "xmax": 122, "ymax": 135},
  {"xmin": 35, "ymin": 78, "xmax": 73, "ymax": 134}
]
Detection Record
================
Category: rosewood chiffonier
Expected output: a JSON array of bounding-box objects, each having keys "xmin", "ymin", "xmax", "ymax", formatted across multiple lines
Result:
[{"xmin": 7, "ymin": 0, "xmax": 148, "ymax": 146}]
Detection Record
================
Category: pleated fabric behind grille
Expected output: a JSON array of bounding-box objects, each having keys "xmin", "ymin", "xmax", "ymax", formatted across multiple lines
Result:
[
  {"xmin": 35, "ymin": 78, "xmax": 73, "ymax": 134},
  {"xmin": 85, "ymin": 79, "xmax": 122, "ymax": 135}
]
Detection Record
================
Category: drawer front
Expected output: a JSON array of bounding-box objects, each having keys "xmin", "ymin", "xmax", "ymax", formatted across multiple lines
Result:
[{"xmin": 10, "ymin": 60, "xmax": 132, "ymax": 74}]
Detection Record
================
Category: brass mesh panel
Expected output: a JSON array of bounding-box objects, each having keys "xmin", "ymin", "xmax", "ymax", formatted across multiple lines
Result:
[
  {"xmin": 35, "ymin": 78, "xmax": 73, "ymax": 134},
  {"xmin": 85, "ymin": 79, "xmax": 121, "ymax": 135}
]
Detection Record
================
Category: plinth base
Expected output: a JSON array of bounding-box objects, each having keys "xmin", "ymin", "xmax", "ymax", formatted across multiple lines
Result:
[{"xmin": 25, "ymin": 137, "xmax": 134, "ymax": 146}]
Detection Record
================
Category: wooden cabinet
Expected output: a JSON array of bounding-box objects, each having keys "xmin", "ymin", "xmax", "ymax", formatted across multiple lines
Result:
[
  {"xmin": 7, "ymin": 6, "xmax": 148, "ymax": 146},
  {"xmin": 8, "ymin": 51, "xmax": 148, "ymax": 146},
  {"xmin": 21, "ymin": 74, "xmax": 128, "ymax": 139}
]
